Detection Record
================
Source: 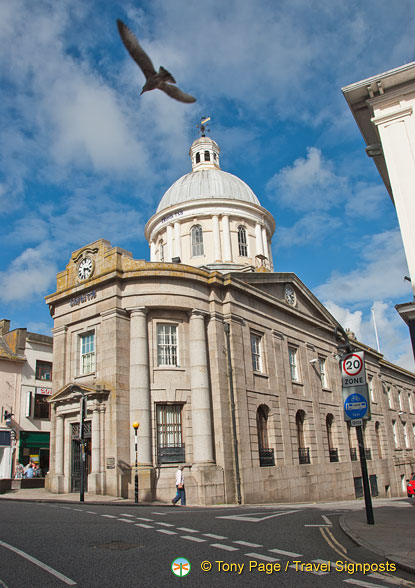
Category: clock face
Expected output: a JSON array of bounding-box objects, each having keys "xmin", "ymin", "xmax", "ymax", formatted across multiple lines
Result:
[
  {"xmin": 285, "ymin": 284, "xmax": 296, "ymax": 306},
  {"xmin": 77, "ymin": 257, "xmax": 94, "ymax": 281}
]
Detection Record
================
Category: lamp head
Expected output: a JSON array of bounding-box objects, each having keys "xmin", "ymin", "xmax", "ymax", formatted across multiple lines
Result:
[{"xmin": 132, "ymin": 422, "xmax": 140, "ymax": 430}]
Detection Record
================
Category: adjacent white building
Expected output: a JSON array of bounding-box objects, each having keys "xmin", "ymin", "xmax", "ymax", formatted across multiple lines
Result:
[{"xmin": 343, "ymin": 63, "xmax": 415, "ymax": 355}]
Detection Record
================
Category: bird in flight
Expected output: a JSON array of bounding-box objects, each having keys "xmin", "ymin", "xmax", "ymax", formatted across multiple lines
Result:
[{"xmin": 117, "ymin": 19, "xmax": 196, "ymax": 104}]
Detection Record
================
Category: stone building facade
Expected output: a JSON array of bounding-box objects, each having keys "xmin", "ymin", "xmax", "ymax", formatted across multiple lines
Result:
[{"xmin": 45, "ymin": 136, "xmax": 415, "ymax": 504}]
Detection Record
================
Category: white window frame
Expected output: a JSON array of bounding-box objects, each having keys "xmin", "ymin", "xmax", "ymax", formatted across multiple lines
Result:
[
  {"xmin": 251, "ymin": 333, "xmax": 263, "ymax": 373},
  {"xmin": 238, "ymin": 225, "xmax": 248, "ymax": 257},
  {"xmin": 398, "ymin": 390, "xmax": 403, "ymax": 411},
  {"xmin": 80, "ymin": 332, "xmax": 95, "ymax": 375},
  {"xmin": 318, "ymin": 357, "xmax": 327, "ymax": 388},
  {"xmin": 368, "ymin": 376, "xmax": 375, "ymax": 402},
  {"xmin": 409, "ymin": 393, "xmax": 414, "ymax": 414},
  {"xmin": 157, "ymin": 323, "xmax": 178, "ymax": 367},
  {"xmin": 191, "ymin": 225, "xmax": 204, "ymax": 257},
  {"xmin": 386, "ymin": 386, "xmax": 393, "ymax": 409},
  {"xmin": 392, "ymin": 419, "xmax": 398, "ymax": 448},
  {"xmin": 403, "ymin": 421, "xmax": 409, "ymax": 448},
  {"xmin": 156, "ymin": 404, "xmax": 183, "ymax": 448},
  {"xmin": 288, "ymin": 347, "xmax": 299, "ymax": 381}
]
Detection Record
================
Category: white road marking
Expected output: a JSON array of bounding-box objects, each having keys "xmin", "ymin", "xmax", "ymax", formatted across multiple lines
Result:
[
  {"xmin": 86, "ymin": 511, "xmax": 97, "ymax": 515},
  {"xmin": 181, "ymin": 536, "xmax": 206, "ymax": 543},
  {"xmin": 304, "ymin": 524, "xmax": 332, "ymax": 527},
  {"xmin": 135, "ymin": 523, "xmax": 154, "ymax": 529},
  {"xmin": 343, "ymin": 580, "xmax": 386, "ymax": 588},
  {"xmin": 62, "ymin": 507, "xmax": 72, "ymax": 510},
  {"xmin": 269, "ymin": 548, "xmax": 303, "ymax": 557},
  {"xmin": 135, "ymin": 517, "xmax": 154, "ymax": 522},
  {"xmin": 369, "ymin": 572, "xmax": 413, "ymax": 586},
  {"xmin": 72, "ymin": 508, "xmax": 83, "ymax": 512},
  {"xmin": 151, "ymin": 512, "xmax": 165, "ymax": 515},
  {"xmin": 157, "ymin": 530, "xmax": 177, "ymax": 535},
  {"xmin": 156, "ymin": 522, "xmax": 174, "ymax": 527},
  {"xmin": 0, "ymin": 540, "xmax": 76, "ymax": 585},
  {"xmin": 321, "ymin": 515, "xmax": 332, "ymax": 525},
  {"xmin": 177, "ymin": 527, "xmax": 198, "ymax": 533},
  {"xmin": 118, "ymin": 518, "xmax": 134, "ymax": 523},
  {"xmin": 120, "ymin": 513, "xmax": 134, "ymax": 517},
  {"xmin": 245, "ymin": 553, "xmax": 279, "ymax": 562},
  {"xmin": 218, "ymin": 509, "xmax": 300, "ymax": 523},
  {"xmin": 101, "ymin": 515, "xmax": 116, "ymax": 519},
  {"xmin": 203, "ymin": 533, "xmax": 227, "ymax": 540},
  {"xmin": 233, "ymin": 541, "xmax": 262, "ymax": 547},
  {"xmin": 210, "ymin": 544, "xmax": 239, "ymax": 551}
]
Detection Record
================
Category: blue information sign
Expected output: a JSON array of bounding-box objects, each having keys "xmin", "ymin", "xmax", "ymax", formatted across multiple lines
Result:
[{"xmin": 344, "ymin": 393, "xmax": 368, "ymax": 420}]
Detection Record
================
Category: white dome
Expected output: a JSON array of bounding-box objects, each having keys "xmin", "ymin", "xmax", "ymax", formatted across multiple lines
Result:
[{"xmin": 156, "ymin": 168, "xmax": 260, "ymax": 213}]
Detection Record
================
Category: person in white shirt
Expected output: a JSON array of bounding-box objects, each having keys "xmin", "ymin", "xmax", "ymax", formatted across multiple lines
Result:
[{"xmin": 171, "ymin": 465, "xmax": 186, "ymax": 506}]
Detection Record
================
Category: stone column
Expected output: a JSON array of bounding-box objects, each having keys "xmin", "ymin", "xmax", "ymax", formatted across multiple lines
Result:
[
  {"xmin": 189, "ymin": 311, "xmax": 214, "ymax": 464},
  {"xmin": 128, "ymin": 307, "xmax": 152, "ymax": 465},
  {"xmin": 99, "ymin": 405, "xmax": 106, "ymax": 491},
  {"xmin": 222, "ymin": 215, "xmax": 232, "ymax": 262},
  {"xmin": 91, "ymin": 403, "xmax": 100, "ymax": 474},
  {"xmin": 166, "ymin": 224, "xmax": 173, "ymax": 262},
  {"xmin": 150, "ymin": 240, "xmax": 156, "ymax": 262},
  {"xmin": 212, "ymin": 215, "xmax": 222, "ymax": 261},
  {"xmin": 55, "ymin": 415, "xmax": 64, "ymax": 475},
  {"xmin": 174, "ymin": 222, "xmax": 182, "ymax": 259},
  {"xmin": 262, "ymin": 226, "xmax": 269, "ymax": 259},
  {"xmin": 255, "ymin": 222, "xmax": 264, "ymax": 257}
]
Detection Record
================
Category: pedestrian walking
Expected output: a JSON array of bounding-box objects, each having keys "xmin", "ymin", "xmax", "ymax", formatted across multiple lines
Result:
[{"xmin": 171, "ymin": 465, "xmax": 186, "ymax": 506}]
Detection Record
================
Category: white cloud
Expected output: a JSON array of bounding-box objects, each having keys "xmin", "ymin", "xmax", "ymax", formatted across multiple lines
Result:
[
  {"xmin": 0, "ymin": 243, "xmax": 57, "ymax": 303},
  {"xmin": 266, "ymin": 147, "xmax": 347, "ymax": 211},
  {"xmin": 315, "ymin": 230, "xmax": 410, "ymax": 304},
  {"xmin": 277, "ymin": 212, "xmax": 342, "ymax": 248},
  {"xmin": 325, "ymin": 299, "xmax": 414, "ymax": 371}
]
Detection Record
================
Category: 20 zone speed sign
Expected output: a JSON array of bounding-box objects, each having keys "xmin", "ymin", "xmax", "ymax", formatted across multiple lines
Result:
[{"xmin": 341, "ymin": 351, "xmax": 366, "ymax": 387}]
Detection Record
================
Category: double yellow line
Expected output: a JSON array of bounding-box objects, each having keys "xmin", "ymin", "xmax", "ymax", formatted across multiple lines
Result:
[{"xmin": 319, "ymin": 526, "xmax": 415, "ymax": 588}]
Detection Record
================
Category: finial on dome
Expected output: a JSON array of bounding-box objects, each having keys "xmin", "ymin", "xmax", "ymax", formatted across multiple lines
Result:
[{"xmin": 197, "ymin": 116, "xmax": 211, "ymax": 137}]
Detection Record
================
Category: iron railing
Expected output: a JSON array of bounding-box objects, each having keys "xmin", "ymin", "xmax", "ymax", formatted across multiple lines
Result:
[
  {"xmin": 298, "ymin": 447, "xmax": 310, "ymax": 464},
  {"xmin": 259, "ymin": 448, "xmax": 275, "ymax": 467}
]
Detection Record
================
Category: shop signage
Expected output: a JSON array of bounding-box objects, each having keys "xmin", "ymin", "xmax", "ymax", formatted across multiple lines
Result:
[{"xmin": 37, "ymin": 387, "xmax": 53, "ymax": 395}]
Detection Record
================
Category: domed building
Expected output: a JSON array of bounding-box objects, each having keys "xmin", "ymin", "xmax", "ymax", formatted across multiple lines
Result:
[
  {"xmin": 145, "ymin": 135, "xmax": 275, "ymax": 273},
  {"xmin": 45, "ymin": 133, "xmax": 415, "ymax": 505}
]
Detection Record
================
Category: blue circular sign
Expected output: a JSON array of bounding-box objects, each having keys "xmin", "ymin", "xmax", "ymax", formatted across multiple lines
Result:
[{"xmin": 344, "ymin": 393, "xmax": 368, "ymax": 419}]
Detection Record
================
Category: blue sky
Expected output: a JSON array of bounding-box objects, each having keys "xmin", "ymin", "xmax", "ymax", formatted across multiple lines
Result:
[{"xmin": 1, "ymin": 0, "xmax": 414, "ymax": 369}]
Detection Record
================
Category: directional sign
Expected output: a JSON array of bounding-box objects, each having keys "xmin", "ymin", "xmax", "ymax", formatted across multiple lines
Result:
[
  {"xmin": 344, "ymin": 392, "xmax": 368, "ymax": 420},
  {"xmin": 341, "ymin": 351, "xmax": 367, "ymax": 388}
]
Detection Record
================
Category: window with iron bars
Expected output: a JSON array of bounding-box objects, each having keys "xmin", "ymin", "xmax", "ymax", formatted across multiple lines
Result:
[
  {"xmin": 156, "ymin": 404, "xmax": 185, "ymax": 464},
  {"xmin": 157, "ymin": 324, "xmax": 178, "ymax": 367}
]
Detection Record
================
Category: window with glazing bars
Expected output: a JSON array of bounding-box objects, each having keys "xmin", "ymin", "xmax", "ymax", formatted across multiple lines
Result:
[
  {"xmin": 191, "ymin": 225, "xmax": 204, "ymax": 257},
  {"xmin": 157, "ymin": 324, "xmax": 178, "ymax": 366},
  {"xmin": 80, "ymin": 333, "xmax": 95, "ymax": 374},
  {"xmin": 251, "ymin": 334, "xmax": 262, "ymax": 372},
  {"xmin": 238, "ymin": 226, "xmax": 248, "ymax": 256},
  {"xmin": 156, "ymin": 404, "xmax": 182, "ymax": 448},
  {"xmin": 319, "ymin": 357, "xmax": 327, "ymax": 387},
  {"xmin": 288, "ymin": 347, "xmax": 298, "ymax": 381}
]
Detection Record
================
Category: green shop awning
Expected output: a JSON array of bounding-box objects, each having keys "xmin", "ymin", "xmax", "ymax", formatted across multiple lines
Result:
[{"xmin": 19, "ymin": 431, "xmax": 50, "ymax": 449}]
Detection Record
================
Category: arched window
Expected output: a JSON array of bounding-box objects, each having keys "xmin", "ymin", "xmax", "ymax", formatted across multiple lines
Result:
[
  {"xmin": 238, "ymin": 226, "xmax": 248, "ymax": 256},
  {"xmin": 191, "ymin": 225, "xmax": 204, "ymax": 257},
  {"xmin": 257, "ymin": 405, "xmax": 274, "ymax": 466},
  {"xmin": 204, "ymin": 150, "xmax": 210, "ymax": 161},
  {"xmin": 296, "ymin": 410, "xmax": 309, "ymax": 464},
  {"xmin": 195, "ymin": 152, "xmax": 200, "ymax": 164},
  {"xmin": 375, "ymin": 421, "xmax": 382, "ymax": 458},
  {"xmin": 159, "ymin": 240, "xmax": 164, "ymax": 262}
]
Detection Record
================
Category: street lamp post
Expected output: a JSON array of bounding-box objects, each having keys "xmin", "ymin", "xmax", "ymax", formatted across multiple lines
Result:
[{"xmin": 132, "ymin": 422, "xmax": 140, "ymax": 503}]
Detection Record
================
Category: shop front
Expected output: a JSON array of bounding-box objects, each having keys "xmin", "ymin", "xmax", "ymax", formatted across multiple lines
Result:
[{"xmin": 19, "ymin": 431, "xmax": 50, "ymax": 476}]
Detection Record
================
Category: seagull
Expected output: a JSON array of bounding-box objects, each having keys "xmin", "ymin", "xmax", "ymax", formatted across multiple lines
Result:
[{"xmin": 117, "ymin": 19, "xmax": 196, "ymax": 104}]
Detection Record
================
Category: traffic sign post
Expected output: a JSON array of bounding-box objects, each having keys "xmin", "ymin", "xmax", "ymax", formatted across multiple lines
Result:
[{"xmin": 340, "ymin": 351, "xmax": 374, "ymax": 525}]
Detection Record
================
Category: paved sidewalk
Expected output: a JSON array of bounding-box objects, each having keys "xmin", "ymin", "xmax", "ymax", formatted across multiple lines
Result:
[
  {"xmin": 0, "ymin": 487, "xmax": 165, "ymax": 505},
  {"xmin": 340, "ymin": 499, "xmax": 415, "ymax": 574}
]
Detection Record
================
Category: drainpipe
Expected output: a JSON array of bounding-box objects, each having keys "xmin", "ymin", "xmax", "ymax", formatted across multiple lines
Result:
[{"xmin": 224, "ymin": 322, "xmax": 242, "ymax": 504}]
